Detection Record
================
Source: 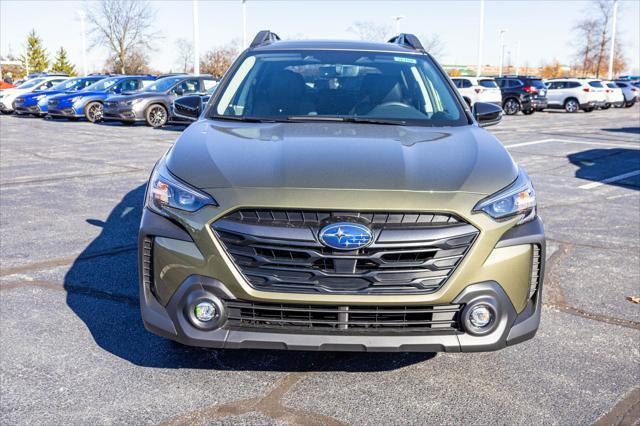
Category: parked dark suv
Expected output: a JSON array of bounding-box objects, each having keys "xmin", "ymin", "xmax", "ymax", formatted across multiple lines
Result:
[
  {"xmin": 103, "ymin": 74, "xmax": 217, "ymax": 127},
  {"xmin": 494, "ymin": 76, "xmax": 548, "ymax": 115}
]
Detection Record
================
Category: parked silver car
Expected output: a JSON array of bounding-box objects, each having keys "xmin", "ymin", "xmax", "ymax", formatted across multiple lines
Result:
[
  {"xmin": 102, "ymin": 75, "xmax": 217, "ymax": 127},
  {"xmin": 613, "ymin": 80, "xmax": 639, "ymax": 107}
]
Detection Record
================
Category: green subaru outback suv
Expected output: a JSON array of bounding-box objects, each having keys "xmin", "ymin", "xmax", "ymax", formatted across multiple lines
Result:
[{"xmin": 139, "ymin": 32, "xmax": 544, "ymax": 352}]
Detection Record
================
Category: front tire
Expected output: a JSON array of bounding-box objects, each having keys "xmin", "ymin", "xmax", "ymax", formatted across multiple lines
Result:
[
  {"xmin": 503, "ymin": 98, "xmax": 520, "ymax": 115},
  {"xmin": 583, "ymin": 107, "xmax": 594, "ymax": 112},
  {"xmin": 602, "ymin": 103, "xmax": 611, "ymax": 109},
  {"xmin": 145, "ymin": 104, "xmax": 168, "ymax": 128},
  {"xmin": 624, "ymin": 100, "xmax": 636, "ymax": 108},
  {"xmin": 1, "ymin": 110, "xmax": 13, "ymax": 115},
  {"xmin": 564, "ymin": 99, "xmax": 579, "ymax": 113},
  {"xmin": 522, "ymin": 109, "xmax": 535, "ymax": 115},
  {"xmin": 85, "ymin": 102, "xmax": 103, "ymax": 122}
]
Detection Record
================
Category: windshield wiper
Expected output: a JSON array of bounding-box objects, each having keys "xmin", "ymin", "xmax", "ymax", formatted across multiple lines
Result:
[
  {"xmin": 343, "ymin": 117, "xmax": 407, "ymax": 126},
  {"xmin": 211, "ymin": 115, "xmax": 284, "ymax": 123},
  {"xmin": 287, "ymin": 116, "xmax": 406, "ymax": 125}
]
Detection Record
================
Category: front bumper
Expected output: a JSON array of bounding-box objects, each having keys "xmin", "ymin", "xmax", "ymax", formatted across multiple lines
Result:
[
  {"xmin": 14, "ymin": 104, "xmax": 44, "ymax": 115},
  {"xmin": 103, "ymin": 105, "xmax": 145, "ymax": 122},
  {"xmin": 0, "ymin": 100, "xmax": 14, "ymax": 112},
  {"xmin": 47, "ymin": 106, "xmax": 83, "ymax": 118},
  {"xmin": 139, "ymin": 206, "xmax": 545, "ymax": 352}
]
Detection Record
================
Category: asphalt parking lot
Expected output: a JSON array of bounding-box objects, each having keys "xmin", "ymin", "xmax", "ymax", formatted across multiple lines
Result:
[{"xmin": 1, "ymin": 108, "xmax": 639, "ymax": 425}]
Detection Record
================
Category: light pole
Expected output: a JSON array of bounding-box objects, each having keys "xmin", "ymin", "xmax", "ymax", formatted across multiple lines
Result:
[
  {"xmin": 78, "ymin": 10, "xmax": 88, "ymax": 76},
  {"xmin": 607, "ymin": 0, "xmax": 618, "ymax": 80},
  {"xmin": 242, "ymin": 0, "xmax": 247, "ymax": 48},
  {"xmin": 476, "ymin": 0, "xmax": 485, "ymax": 77},
  {"xmin": 192, "ymin": 0, "xmax": 200, "ymax": 74},
  {"xmin": 392, "ymin": 15, "xmax": 405, "ymax": 34},
  {"xmin": 498, "ymin": 29, "xmax": 507, "ymax": 77},
  {"xmin": 514, "ymin": 40, "xmax": 520, "ymax": 76}
]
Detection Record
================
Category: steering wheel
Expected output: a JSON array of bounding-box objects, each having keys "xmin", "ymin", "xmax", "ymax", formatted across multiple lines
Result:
[{"xmin": 375, "ymin": 101, "xmax": 412, "ymax": 109}]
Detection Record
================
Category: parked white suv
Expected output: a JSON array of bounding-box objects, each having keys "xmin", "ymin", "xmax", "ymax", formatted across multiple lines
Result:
[
  {"xmin": 0, "ymin": 76, "xmax": 69, "ymax": 114},
  {"xmin": 601, "ymin": 81, "xmax": 625, "ymax": 109},
  {"xmin": 543, "ymin": 78, "xmax": 607, "ymax": 113},
  {"xmin": 451, "ymin": 77, "xmax": 502, "ymax": 106}
]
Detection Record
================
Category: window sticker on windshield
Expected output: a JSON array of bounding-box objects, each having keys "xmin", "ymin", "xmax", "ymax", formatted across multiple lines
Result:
[{"xmin": 394, "ymin": 56, "xmax": 417, "ymax": 64}]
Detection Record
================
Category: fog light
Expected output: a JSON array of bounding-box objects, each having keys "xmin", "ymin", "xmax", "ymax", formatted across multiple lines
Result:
[
  {"xmin": 194, "ymin": 301, "xmax": 217, "ymax": 322},
  {"xmin": 469, "ymin": 304, "xmax": 494, "ymax": 328}
]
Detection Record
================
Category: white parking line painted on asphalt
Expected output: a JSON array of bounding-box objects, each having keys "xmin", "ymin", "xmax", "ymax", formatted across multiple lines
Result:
[
  {"xmin": 503, "ymin": 139, "xmax": 556, "ymax": 148},
  {"xmin": 504, "ymin": 138, "xmax": 640, "ymax": 149},
  {"xmin": 578, "ymin": 170, "xmax": 640, "ymax": 189}
]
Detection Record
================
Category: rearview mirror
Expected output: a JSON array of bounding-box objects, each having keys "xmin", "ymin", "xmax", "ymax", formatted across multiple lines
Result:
[
  {"xmin": 472, "ymin": 102, "xmax": 503, "ymax": 127},
  {"xmin": 173, "ymin": 95, "xmax": 203, "ymax": 121}
]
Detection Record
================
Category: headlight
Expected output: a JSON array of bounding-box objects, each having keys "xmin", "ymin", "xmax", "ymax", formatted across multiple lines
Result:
[
  {"xmin": 145, "ymin": 158, "xmax": 216, "ymax": 215},
  {"xmin": 34, "ymin": 94, "xmax": 46, "ymax": 101},
  {"xmin": 473, "ymin": 168, "xmax": 536, "ymax": 225}
]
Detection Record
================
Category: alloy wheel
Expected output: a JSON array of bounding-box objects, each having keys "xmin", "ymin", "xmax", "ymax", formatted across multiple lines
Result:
[
  {"xmin": 87, "ymin": 103, "xmax": 103, "ymax": 122},
  {"xmin": 148, "ymin": 106, "xmax": 167, "ymax": 127},
  {"xmin": 565, "ymin": 100, "xmax": 578, "ymax": 113},
  {"xmin": 504, "ymin": 99, "xmax": 519, "ymax": 115}
]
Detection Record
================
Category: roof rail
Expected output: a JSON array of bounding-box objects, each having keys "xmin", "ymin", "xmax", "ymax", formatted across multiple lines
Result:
[
  {"xmin": 387, "ymin": 33, "xmax": 425, "ymax": 52},
  {"xmin": 250, "ymin": 30, "xmax": 281, "ymax": 48}
]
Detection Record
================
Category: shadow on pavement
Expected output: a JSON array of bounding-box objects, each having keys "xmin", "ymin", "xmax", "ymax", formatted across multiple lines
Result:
[
  {"xmin": 64, "ymin": 184, "xmax": 435, "ymax": 371},
  {"xmin": 601, "ymin": 127, "xmax": 640, "ymax": 134},
  {"xmin": 568, "ymin": 148, "xmax": 640, "ymax": 190}
]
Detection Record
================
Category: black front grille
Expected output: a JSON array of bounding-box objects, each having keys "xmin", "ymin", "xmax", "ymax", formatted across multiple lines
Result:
[
  {"xmin": 226, "ymin": 300, "xmax": 463, "ymax": 333},
  {"xmin": 213, "ymin": 209, "xmax": 478, "ymax": 295}
]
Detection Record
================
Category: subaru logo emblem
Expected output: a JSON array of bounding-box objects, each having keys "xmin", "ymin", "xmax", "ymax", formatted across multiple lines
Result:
[{"xmin": 319, "ymin": 222, "xmax": 373, "ymax": 250}]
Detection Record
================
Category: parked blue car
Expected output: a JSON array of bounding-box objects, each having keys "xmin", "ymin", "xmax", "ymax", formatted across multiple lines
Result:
[
  {"xmin": 13, "ymin": 76, "xmax": 108, "ymax": 117},
  {"xmin": 47, "ymin": 75, "xmax": 156, "ymax": 122}
]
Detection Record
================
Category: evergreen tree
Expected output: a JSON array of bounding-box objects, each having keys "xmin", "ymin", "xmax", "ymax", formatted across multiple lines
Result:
[
  {"xmin": 19, "ymin": 30, "xmax": 49, "ymax": 73},
  {"xmin": 51, "ymin": 47, "xmax": 76, "ymax": 75}
]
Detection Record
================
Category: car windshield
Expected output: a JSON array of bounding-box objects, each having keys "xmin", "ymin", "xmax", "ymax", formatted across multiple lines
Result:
[
  {"xmin": 210, "ymin": 50, "xmax": 468, "ymax": 127},
  {"xmin": 530, "ymin": 80, "xmax": 546, "ymax": 89},
  {"xmin": 479, "ymin": 79, "xmax": 498, "ymax": 88},
  {"xmin": 144, "ymin": 76, "xmax": 184, "ymax": 92},
  {"xmin": 84, "ymin": 77, "xmax": 119, "ymax": 91},
  {"xmin": 49, "ymin": 78, "xmax": 86, "ymax": 91},
  {"xmin": 588, "ymin": 81, "xmax": 604, "ymax": 88},
  {"xmin": 17, "ymin": 78, "xmax": 47, "ymax": 89},
  {"xmin": 606, "ymin": 83, "xmax": 618, "ymax": 88}
]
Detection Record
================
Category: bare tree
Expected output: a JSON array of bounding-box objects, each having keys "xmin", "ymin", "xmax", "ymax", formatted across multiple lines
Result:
[
  {"xmin": 572, "ymin": 0, "xmax": 626, "ymax": 77},
  {"xmin": 175, "ymin": 38, "xmax": 193, "ymax": 73},
  {"xmin": 86, "ymin": 0, "xmax": 159, "ymax": 74},
  {"xmin": 347, "ymin": 21, "xmax": 391, "ymax": 41},
  {"xmin": 200, "ymin": 42, "xmax": 240, "ymax": 79},
  {"xmin": 574, "ymin": 19, "xmax": 599, "ymax": 76},
  {"xmin": 419, "ymin": 33, "xmax": 446, "ymax": 58}
]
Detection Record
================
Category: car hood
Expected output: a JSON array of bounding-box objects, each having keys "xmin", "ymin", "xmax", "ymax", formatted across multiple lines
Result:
[
  {"xmin": 55, "ymin": 91, "xmax": 105, "ymax": 100},
  {"xmin": 1, "ymin": 88, "xmax": 30, "ymax": 96},
  {"xmin": 166, "ymin": 120, "xmax": 517, "ymax": 195},
  {"xmin": 22, "ymin": 90, "xmax": 62, "ymax": 99}
]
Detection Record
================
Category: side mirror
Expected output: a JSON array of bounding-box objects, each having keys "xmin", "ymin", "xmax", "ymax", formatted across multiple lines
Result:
[
  {"xmin": 173, "ymin": 95, "xmax": 202, "ymax": 121},
  {"xmin": 472, "ymin": 102, "xmax": 503, "ymax": 127},
  {"xmin": 173, "ymin": 87, "xmax": 185, "ymax": 96}
]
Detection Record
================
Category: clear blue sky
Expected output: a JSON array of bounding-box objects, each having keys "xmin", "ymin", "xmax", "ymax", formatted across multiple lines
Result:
[{"xmin": 1, "ymin": 0, "xmax": 639, "ymax": 74}]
